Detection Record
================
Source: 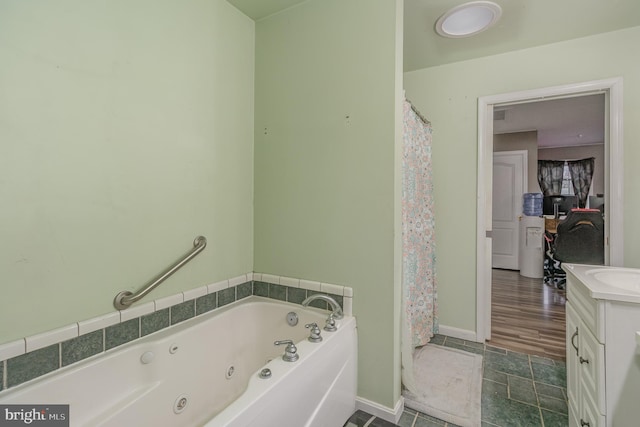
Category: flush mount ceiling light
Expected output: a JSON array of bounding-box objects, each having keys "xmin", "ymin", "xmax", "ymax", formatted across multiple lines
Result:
[{"xmin": 435, "ymin": 1, "xmax": 502, "ymax": 38}]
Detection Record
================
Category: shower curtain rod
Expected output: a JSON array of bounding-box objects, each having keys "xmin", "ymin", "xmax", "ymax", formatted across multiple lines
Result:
[{"xmin": 406, "ymin": 98, "xmax": 431, "ymax": 125}]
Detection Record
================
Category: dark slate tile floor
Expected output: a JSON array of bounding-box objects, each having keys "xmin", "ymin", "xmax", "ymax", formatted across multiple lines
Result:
[{"xmin": 345, "ymin": 334, "xmax": 568, "ymax": 427}]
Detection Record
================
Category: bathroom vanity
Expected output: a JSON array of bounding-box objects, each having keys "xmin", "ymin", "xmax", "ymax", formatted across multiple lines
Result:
[{"xmin": 563, "ymin": 263, "xmax": 640, "ymax": 427}]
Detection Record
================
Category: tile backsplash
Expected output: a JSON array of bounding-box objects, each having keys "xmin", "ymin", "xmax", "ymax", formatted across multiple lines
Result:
[{"xmin": 0, "ymin": 272, "xmax": 353, "ymax": 392}]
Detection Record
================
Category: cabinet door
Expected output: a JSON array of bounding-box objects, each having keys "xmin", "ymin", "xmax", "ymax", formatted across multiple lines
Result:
[
  {"xmin": 579, "ymin": 323, "xmax": 605, "ymax": 415},
  {"xmin": 581, "ymin": 393, "xmax": 606, "ymax": 427},
  {"xmin": 568, "ymin": 399, "xmax": 581, "ymax": 427},
  {"xmin": 566, "ymin": 302, "xmax": 581, "ymax": 412}
]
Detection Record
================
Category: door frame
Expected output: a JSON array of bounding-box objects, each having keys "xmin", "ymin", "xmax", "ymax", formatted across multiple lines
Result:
[
  {"xmin": 476, "ymin": 77, "xmax": 624, "ymax": 342},
  {"xmin": 492, "ymin": 150, "xmax": 528, "ymax": 270}
]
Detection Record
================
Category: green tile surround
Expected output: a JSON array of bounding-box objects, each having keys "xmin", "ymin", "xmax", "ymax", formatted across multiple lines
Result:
[
  {"xmin": 141, "ymin": 309, "xmax": 170, "ymax": 337},
  {"xmin": 218, "ymin": 287, "xmax": 236, "ymax": 307},
  {"xmin": 195, "ymin": 293, "xmax": 217, "ymax": 315},
  {"xmin": 61, "ymin": 330, "xmax": 103, "ymax": 367},
  {"xmin": 0, "ymin": 280, "xmax": 347, "ymax": 392},
  {"xmin": 6, "ymin": 345, "xmax": 59, "ymax": 388},
  {"xmin": 170, "ymin": 300, "xmax": 196, "ymax": 325}
]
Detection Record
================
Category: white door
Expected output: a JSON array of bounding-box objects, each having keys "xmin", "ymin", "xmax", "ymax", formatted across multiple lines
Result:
[{"xmin": 492, "ymin": 151, "xmax": 526, "ymax": 270}]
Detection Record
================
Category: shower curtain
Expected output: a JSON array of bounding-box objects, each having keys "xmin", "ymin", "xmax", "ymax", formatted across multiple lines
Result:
[{"xmin": 401, "ymin": 99, "xmax": 438, "ymax": 394}]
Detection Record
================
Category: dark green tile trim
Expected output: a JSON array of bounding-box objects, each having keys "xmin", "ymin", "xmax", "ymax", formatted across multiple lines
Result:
[
  {"xmin": 218, "ymin": 287, "xmax": 235, "ymax": 307},
  {"xmin": 287, "ymin": 287, "xmax": 307, "ymax": 304},
  {"xmin": 250, "ymin": 282, "xmax": 346, "ymax": 313},
  {"xmin": 171, "ymin": 300, "xmax": 195, "ymax": 325},
  {"xmin": 141, "ymin": 309, "xmax": 170, "ymax": 337},
  {"xmin": 1, "ymin": 279, "xmax": 351, "ymax": 393},
  {"xmin": 307, "ymin": 291, "xmax": 328, "ymax": 309},
  {"xmin": 61, "ymin": 330, "xmax": 103, "ymax": 367},
  {"xmin": 105, "ymin": 318, "xmax": 139, "ymax": 351},
  {"xmin": 429, "ymin": 334, "xmax": 446, "ymax": 346},
  {"xmin": 196, "ymin": 293, "xmax": 217, "ymax": 315},
  {"xmin": 7, "ymin": 345, "xmax": 59, "ymax": 388},
  {"xmin": 269, "ymin": 283, "xmax": 287, "ymax": 301},
  {"xmin": 236, "ymin": 281, "xmax": 252, "ymax": 300},
  {"xmin": 253, "ymin": 281, "xmax": 269, "ymax": 297},
  {"xmin": 332, "ymin": 294, "xmax": 344, "ymax": 308}
]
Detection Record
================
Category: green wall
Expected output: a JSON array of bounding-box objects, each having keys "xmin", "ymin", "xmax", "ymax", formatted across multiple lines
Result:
[
  {"xmin": 404, "ymin": 26, "xmax": 640, "ymax": 333},
  {"xmin": 254, "ymin": 0, "xmax": 402, "ymax": 408},
  {"xmin": 0, "ymin": 0, "xmax": 255, "ymax": 343}
]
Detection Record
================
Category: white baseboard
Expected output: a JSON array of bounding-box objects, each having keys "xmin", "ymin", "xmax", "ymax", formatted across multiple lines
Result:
[
  {"xmin": 355, "ymin": 395, "xmax": 404, "ymax": 424},
  {"xmin": 438, "ymin": 324, "xmax": 478, "ymax": 342}
]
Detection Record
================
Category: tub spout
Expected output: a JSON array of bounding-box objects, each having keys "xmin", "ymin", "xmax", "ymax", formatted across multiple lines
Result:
[{"xmin": 301, "ymin": 294, "xmax": 343, "ymax": 320}]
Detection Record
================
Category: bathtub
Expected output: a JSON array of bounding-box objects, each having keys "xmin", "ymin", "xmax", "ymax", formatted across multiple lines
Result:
[{"xmin": 0, "ymin": 296, "xmax": 357, "ymax": 427}]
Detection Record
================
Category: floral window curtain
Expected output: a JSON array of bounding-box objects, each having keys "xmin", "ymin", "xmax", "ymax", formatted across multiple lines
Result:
[
  {"xmin": 401, "ymin": 100, "xmax": 437, "ymax": 393},
  {"xmin": 568, "ymin": 157, "xmax": 595, "ymax": 208},
  {"xmin": 537, "ymin": 160, "xmax": 565, "ymax": 196}
]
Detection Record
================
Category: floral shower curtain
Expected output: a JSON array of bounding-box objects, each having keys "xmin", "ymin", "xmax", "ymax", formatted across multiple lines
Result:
[{"xmin": 401, "ymin": 99, "xmax": 438, "ymax": 394}]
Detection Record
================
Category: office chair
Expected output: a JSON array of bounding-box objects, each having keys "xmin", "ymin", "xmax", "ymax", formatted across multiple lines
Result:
[{"xmin": 544, "ymin": 209, "xmax": 604, "ymax": 289}]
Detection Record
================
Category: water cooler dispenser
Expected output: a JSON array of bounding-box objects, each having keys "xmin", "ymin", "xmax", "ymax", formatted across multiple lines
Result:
[
  {"xmin": 519, "ymin": 193, "xmax": 544, "ymax": 279},
  {"xmin": 519, "ymin": 216, "xmax": 544, "ymax": 278}
]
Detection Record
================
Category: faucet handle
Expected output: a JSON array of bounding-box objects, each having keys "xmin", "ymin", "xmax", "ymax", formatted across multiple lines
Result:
[
  {"xmin": 274, "ymin": 340, "xmax": 299, "ymax": 362},
  {"xmin": 305, "ymin": 323, "xmax": 323, "ymax": 342},
  {"xmin": 324, "ymin": 313, "xmax": 337, "ymax": 332}
]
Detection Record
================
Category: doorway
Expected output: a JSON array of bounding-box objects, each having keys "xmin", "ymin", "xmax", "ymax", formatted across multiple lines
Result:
[{"xmin": 476, "ymin": 78, "xmax": 624, "ymax": 343}]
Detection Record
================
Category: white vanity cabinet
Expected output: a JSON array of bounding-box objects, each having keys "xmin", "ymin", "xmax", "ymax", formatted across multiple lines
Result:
[
  {"xmin": 565, "ymin": 281, "xmax": 605, "ymax": 426},
  {"xmin": 564, "ymin": 264, "xmax": 640, "ymax": 427}
]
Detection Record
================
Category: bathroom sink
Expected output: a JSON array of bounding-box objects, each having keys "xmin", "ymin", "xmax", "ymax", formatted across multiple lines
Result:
[{"xmin": 585, "ymin": 268, "xmax": 640, "ymax": 294}]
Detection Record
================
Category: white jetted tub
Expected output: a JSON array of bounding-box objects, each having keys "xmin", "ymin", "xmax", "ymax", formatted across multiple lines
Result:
[{"xmin": 0, "ymin": 296, "xmax": 357, "ymax": 427}]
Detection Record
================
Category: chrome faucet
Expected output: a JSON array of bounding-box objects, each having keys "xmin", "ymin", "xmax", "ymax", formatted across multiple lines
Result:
[
  {"xmin": 301, "ymin": 294, "xmax": 343, "ymax": 319},
  {"xmin": 302, "ymin": 294, "xmax": 343, "ymax": 332},
  {"xmin": 274, "ymin": 340, "xmax": 299, "ymax": 362}
]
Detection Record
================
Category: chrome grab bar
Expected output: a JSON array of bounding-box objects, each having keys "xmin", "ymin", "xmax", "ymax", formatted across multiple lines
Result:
[{"xmin": 113, "ymin": 236, "xmax": 207, "ymax": 310}]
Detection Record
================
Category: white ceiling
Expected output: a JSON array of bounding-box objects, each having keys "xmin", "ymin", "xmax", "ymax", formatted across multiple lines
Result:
[
  {"xmin": 494, "ymin": 94, "xmax": 605, "ymax": 148},
  {"xmin": 403, "ymin": 0, "xmax": 640, "ymax": 72},
  {"xmin": 228, "ymin": 0, "xmax": 640, "ymax": 71},
  {"xmin": 227, "ymin": 0, "xmax": 634, "ymax": 148}
]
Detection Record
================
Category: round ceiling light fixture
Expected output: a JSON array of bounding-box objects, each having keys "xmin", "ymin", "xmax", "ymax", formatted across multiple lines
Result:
[{"xmin": 435, "ymin": 1, "xmax": 502, "ymax": 38}]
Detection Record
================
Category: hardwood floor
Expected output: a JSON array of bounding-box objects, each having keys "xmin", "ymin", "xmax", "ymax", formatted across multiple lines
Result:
[{"xmin": 487, "ymin": 268, "xmax": 567, "ymax": 360}]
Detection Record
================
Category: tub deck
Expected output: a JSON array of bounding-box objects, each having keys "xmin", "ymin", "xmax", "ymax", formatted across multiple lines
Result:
[{"xmin": 0, "ymin": 296, "xmax": 357, "ymax": 427}]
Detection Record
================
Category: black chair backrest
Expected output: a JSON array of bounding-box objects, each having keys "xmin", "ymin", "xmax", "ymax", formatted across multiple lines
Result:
[{"xmin": 554, "ymin": 209, "xmax": 604, "ymax": 264}]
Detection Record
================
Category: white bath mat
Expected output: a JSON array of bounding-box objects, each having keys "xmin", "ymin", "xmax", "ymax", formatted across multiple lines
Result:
[{"xmin": 403, "ymin": 344, "xmax": 483, "ymax": 427}]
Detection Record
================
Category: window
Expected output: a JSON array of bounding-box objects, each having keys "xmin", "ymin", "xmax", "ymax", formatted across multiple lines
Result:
[{"xmin": 561, "ymin": 161, "xmax": 574, "ymax": 195}]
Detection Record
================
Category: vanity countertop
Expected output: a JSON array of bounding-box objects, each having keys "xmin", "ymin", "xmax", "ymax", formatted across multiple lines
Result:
[{"xmin": 563, "ymin": 263, "xmax": 640, "ymax": 304}]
